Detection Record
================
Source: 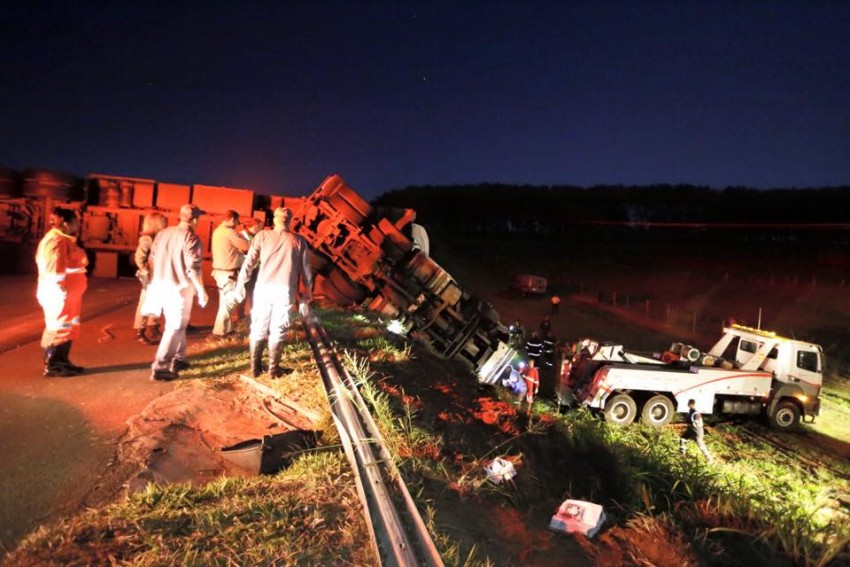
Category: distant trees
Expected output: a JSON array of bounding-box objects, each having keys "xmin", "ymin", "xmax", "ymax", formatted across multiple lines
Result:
[{"xmin": 374, "ymin": 183, "xmax": 850, "ymax": 235}]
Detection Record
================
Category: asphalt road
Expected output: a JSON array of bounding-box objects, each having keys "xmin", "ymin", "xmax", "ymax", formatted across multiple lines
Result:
[{"xmin": 0, "ymin": 276, "xmax": 217, "ymax": 553}]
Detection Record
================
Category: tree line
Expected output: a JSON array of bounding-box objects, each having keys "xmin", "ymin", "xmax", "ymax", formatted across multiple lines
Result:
[{"xmin": 373, "ymin": 183, "xmax": 850, "ymax": 234}]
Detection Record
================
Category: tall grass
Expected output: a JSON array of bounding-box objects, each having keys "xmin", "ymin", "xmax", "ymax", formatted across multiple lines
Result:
[{"xmin": 545, "ymin": 405, "xmax": 850, "ymax": 566}]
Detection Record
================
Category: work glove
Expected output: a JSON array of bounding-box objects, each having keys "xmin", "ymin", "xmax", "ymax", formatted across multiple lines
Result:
[
  {"xmin": 197, "ymin": 287, "xmax": 209, "ymax": 308},
  {"xmin": 232, "ymin": 283, "xmax": 246, "ymax": 304}
]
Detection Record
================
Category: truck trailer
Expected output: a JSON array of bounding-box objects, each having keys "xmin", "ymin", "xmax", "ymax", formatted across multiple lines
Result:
[{"xmin": 0, "ymin": 167, "xmax": 516, "ymax": 384}]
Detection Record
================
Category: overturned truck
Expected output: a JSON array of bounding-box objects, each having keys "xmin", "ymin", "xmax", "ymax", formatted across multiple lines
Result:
[
  {"xmin": 290, "ymin": 174, "xmax": 515, "ymax": 383},
  {"xmin": 0, "ymin": 167, "xmax": 516, "ymax": 383}
]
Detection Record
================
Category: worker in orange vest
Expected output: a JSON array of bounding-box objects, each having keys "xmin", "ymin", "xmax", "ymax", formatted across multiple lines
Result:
[
  {"xmin": 522, "ymin": 358, "xmax": 540, "ymax": 413},
  {"xmin": 35, "ymin": 208, "xmax": 88, "ymax": 376}
]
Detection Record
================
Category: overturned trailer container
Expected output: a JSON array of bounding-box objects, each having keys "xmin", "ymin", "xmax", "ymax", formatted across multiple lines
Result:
[{"xmin": 291, "ymin": 174, "xmax": 515, "ymax": 383}]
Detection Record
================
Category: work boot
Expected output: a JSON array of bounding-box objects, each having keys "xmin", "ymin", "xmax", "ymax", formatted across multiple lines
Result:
[
  {"xmin": 135, "ymin": 328, "xmax": 155, "ymax": 345},
  {"xmin": 170, "ymin": 359, "xmax": 191, "ymax": 373},
  {"xmin": 249, "ymin": 339, "xmax": 266, "ymax": 378},
  {"xmin": 267, "ymin": 341, "xmax": 283, "ymax": 378},
  {"xmin": 150, "ymin": 369, "xmax": 178, "ymax": 381},
  {"xmin": 43, "ymin": 346, "xmax": 74, "ymax": 377},
  {"xmin": 56, "ymin": 342, "xmax": 84, "ymax": 374}
]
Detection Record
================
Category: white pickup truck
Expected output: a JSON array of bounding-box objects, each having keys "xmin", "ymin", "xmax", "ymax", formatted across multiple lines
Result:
[{"xmin": 565, "ymin": 325, "xmax": 823, "ymax": 430}]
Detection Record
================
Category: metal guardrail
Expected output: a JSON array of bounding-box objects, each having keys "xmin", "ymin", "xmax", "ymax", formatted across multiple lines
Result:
[{"xmin": 301, "ymin": 307, "xmax": 444, "ymax": 567}]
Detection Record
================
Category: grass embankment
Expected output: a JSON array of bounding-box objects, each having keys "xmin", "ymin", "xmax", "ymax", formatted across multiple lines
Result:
[{"xmin": 5, "ymin": 307, "xmax": 849, "ymax": 566}]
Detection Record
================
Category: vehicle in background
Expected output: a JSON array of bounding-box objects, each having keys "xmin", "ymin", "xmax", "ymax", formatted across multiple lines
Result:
[
  {"xmin": 511, "ymin": 274, "xmax": 547, "ymax": 297},
  {"xmin": 563, "ymin": 324, "xmax": 823, "ymax": 431}
]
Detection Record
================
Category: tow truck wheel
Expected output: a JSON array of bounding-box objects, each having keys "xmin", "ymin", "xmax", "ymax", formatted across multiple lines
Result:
[
  {"xmin": 769, "ymin": 400, "xmax": 801, "ymax": 430},
  {"xmin": 641, "ymin": 395, "xmax": 674, "ymax": 427},
  {"xmin": 604, "ymin": 394, "xmax": 637, "ymax": 425}
]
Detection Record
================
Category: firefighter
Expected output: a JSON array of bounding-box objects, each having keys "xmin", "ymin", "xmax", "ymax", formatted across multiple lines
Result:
[
  {"xmin": 508, "ymin": 319, "xmax": 525, "ymax": 349},
  {"xmin": 679, "ymin": 399, "xmax": 714, "ymax": 463},
  {"xmin": 132, "ymin": 212, "xmax": 167, "ymax": 344},
  {"xmin": 234, "ymin": 207, "xmax": 313, "ymax": 378},
  {"xmin": 542, "ymin": 330, "xmax": 557, "ymax": 369},
  {"xmin": 525, "ymin": 330, "xmax": 543, "ymax": 366},
  {"xmin": 210, "ymin": 210, "xmax": 250, "ymax": 339},
  {"xmin": 147, "ymin": 204, "xmax": 209, "ymax": 381},
  {"xmin": 522, "ymin": 358, "xmax": 540, "ymax": 410},
  {"xmin": 35, "ymin": 208, "xmax": 88, "ymax": 376}
]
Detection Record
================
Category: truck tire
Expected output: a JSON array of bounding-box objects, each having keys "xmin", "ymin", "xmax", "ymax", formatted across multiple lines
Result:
[
  {"xmin": 604, "ymin": 393, "xmax": 637, "ymax": 426},
  {"xmin": 640, "ymin": 395, "xmax": 675, "ymax": 427},
  {"xmin": 769, "ymin": 400, "xmax": 801, "ymax": 430}
]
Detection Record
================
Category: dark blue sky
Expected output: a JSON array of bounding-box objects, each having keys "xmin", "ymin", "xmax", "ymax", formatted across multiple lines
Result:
[{"xmin": 2, "ymin": 1, "xmax": 849, "ymax": 200}]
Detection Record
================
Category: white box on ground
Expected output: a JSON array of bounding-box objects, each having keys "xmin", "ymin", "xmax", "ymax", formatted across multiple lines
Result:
[{"xmin": 549, "ymin": 499, "xmax": 606, "ymax": 538}]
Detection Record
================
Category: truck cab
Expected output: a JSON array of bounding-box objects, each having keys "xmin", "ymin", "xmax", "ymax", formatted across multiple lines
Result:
[{"xmin": 708, "ymin": 324, "xmax": 823, "ymax": 428}]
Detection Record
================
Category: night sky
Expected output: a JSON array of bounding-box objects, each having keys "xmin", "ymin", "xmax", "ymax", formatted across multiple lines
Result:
[{"xmin": 2, "ymin": 1, "xmax": 849, "ymax": 200}]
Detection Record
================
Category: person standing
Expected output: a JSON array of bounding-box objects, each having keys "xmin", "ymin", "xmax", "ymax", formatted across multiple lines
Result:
[
  {"xmin": 508, "ymin": 319, "xmax": 525, "ymax": 350},
  {"xmin": 147, "ymin": 204, "xmax": 209, "ymax": 381},
  {"xmin": 525, "ymin": 330, "xmax": 543, "ymax": 366},
  {"xmin": 238, "ymin": 217, "xmax": 264, "ymax": 319},
  {"xmin": 35, "ymin": 208, "xmax": 88, "ymax": 376},
  {"xmin": 210, "ymin": 210, "xmax": 250, "ymax": 339},
  {"xmin": 133, "ymin": 212, "xmax": 167, "ymax": 344},
  {"xmin": 522, "ymin": 358, "xmax": 540, "ymax": 413},
  {"xmin": 679, "ymin": 399, "xmax": 714, "ymax": 463},
  {"xmin": 235, "ymin": 207, "xmax": 312, "ymax": 378},
  {"xmin": 550, "ymin": 294, "xmax": 561, "ymax": 315}
]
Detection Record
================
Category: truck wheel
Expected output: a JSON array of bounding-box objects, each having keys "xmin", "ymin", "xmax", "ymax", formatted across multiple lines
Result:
[
  {"xmin": 604, "ymin": 394, "xmax": 637, "ymax": 425},
  {"xmin": 641, "ymin": 395, "xmax": 675, "ymax": 427},
  {"xmin": 769, "ymin": 400, "xmax": 801, "ymax": 430}
]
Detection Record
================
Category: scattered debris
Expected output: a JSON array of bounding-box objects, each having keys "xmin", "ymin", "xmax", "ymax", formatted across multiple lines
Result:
[
  {"xmin": 484, "ymin": 457, "xmax": 517, "ymax": 484},
  {"xmin": 549, "ymin": 499, "xmax": 606, "ymax": 538}
]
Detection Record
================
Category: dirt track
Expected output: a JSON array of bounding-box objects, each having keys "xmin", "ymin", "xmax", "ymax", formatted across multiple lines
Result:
[{"xmin": 0, "ymin": 277, "xmax": 210, "ymax": 551}]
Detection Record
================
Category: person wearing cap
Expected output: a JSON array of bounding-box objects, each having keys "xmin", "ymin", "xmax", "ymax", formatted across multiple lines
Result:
[
  {"xmin": 35, "ymin": 207, "xmax": 89, "ymax": 376},
  {"xmin": 145, "ymin": 203, "xmax": 209, "ymax": 381},
  {"xmin": 132, "ymin": 211, "xmax": 167, "ymax": 345},
  {"xmin": 234, "ymin": 206, "xmax": 312, "ymax": 378},
  {"xmin": 210, "ymin": 209, "xmax": 250, "ymax": 339}
]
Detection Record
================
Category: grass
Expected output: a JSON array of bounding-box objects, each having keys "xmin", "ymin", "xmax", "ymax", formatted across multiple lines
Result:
[
  {"xmin": 4, "ymin": 453, "xmax": 375, "ymax": 566},
  {"xmin": 542, "ymin": 404, "xmax": 850, "ymax": 566}
]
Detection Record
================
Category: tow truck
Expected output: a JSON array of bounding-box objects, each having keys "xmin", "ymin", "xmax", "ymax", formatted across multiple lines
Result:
[{"xmin": 564, "ymin": 324, "xmax": 823, "ymax": 430}]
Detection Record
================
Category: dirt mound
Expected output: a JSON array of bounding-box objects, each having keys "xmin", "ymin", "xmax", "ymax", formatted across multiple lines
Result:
[{"xmin": 117, "ymin": 376, "xmax": 319, "ymax": 493}]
